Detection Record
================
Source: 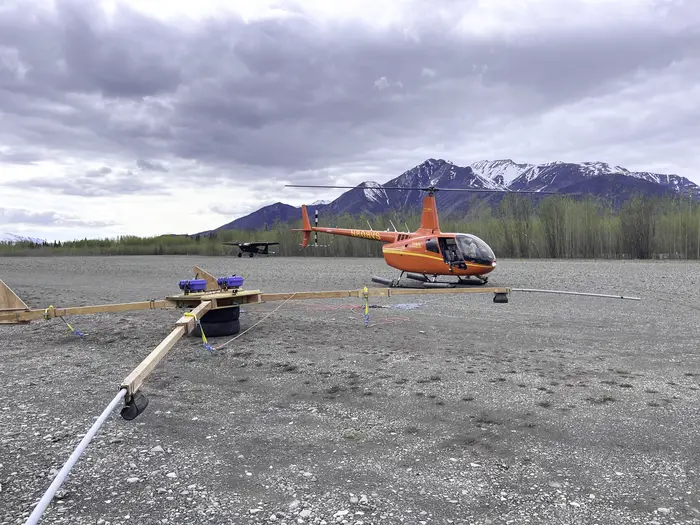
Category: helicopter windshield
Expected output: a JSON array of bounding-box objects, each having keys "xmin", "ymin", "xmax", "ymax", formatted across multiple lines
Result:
[{"xmin": 456, "ymin": 234, "xmax": 495, "ymax": 264}]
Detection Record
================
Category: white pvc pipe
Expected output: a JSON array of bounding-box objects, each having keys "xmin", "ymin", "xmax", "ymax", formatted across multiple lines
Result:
[
  {"xmin": 25, "ymin": 388, "xmax": 127, "ymax": 525},
  {"xmin": 511, "ymin": 288, "xmax": 641, "ymax": 301}
]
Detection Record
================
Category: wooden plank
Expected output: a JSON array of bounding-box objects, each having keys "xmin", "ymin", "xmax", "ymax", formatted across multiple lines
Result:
[
  {"xmin": 0, "ymin": 279, "xmax": 30, "ymax": 324},
  {"xmin": 121, "ymin": 326, "xmax": 186, "ymax": 397},
  {"xmin": 261, "ymin": 290, "xmax": 361, "ymax": 301},
  {"xmin": 193, "ymin": 265, "xmax": 219, "ymax": 291},
  {"xmin": 0, "ymin": 279, "xmax": 29, "ymax": 310},
  {"xmin": 120, "ymin": 301, "xmax": 212, "ymax": 397},
  {"xmin": 0, "ymin": 299, "xmax": 177, "ymax": 324},
  {"xmin": 165, "ymin": 289, "xmax": 262, "ymax": 303}
]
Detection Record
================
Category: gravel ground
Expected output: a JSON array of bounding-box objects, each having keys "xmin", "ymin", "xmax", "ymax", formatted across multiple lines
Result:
[{"xmin": 1, "ymin": 255, "xmax": 699, "ymax": 525}]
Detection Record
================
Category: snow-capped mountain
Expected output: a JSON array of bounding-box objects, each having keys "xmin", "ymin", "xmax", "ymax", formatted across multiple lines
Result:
[
  {"xmin": 467, "ymin": 159, "xmax": 699, "ymax": 197},
  {"xmin": 508, "ymin": 161, "xmax": 700, "ymax": 196},
  {"xmin": 469, "ymin": 159, "xmax": 532, "ymax": 186},
  {"xmin": 625, "ymin": 169, "xmax": 698, "ymax": 195},
  {"xmin": 321, "ymin": 159, "xmax": 502, "ymax": 216},
  {"xmin": 510, "ymin": 161, "xmax": 647, "ymax": 192},
  {"xmin": 0, "ymin": 233, "xmax": 47, "ymax": 244},
  {"xmin": 203, "ymin": 158, "xmax": 699, "ymax": 232},
  {"xmin": 361, "ymin": 182, "xmax": 390, "ymax": 206}
]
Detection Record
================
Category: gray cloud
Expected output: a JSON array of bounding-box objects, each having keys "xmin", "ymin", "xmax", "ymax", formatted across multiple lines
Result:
[
  {"xmin": 0, "ymin": 207, "xmax": 114, "ymax": 227},
  {"xmin": 137, "ymin": 159, "xmax": 168, "ymax": 172},
  {"xmin": 0, "ymin": 0, "xmax": 698, "ymax": 191},
  {"xmin": 6, "ymin": 167, "xmax": 170, "ymax": 197},
  {"xmin": 0, "ymin": 148, "xmax": 43, "ymax": 165}
]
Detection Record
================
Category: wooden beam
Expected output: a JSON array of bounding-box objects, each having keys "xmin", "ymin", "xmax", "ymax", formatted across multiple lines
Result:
[
  {"xmin": 0, "ymin": 279, "xmax": 30, "ymax": 324},
  {"xmin": 120, "ymin": 301, "xmax": 212, "ymax": 397},
  {"xmin": 260, "ymin": 286, "xmax": 510, "ymax": 302},
  {"xmin": 261, "ymin": 290, "xmax": 360, "ymax": 301},
  {"xmin": 368, "ymin": 286, "xmax": 510, "ymax": 298},
  {"xmin": 0, "ymin": 299, "xmax": 176, "ymax": 324},
  {"xmin": 165, "ymin": 289, "xmax": 262, "ymax": 306}
]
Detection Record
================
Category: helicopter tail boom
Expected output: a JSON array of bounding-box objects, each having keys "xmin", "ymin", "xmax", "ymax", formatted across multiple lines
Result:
[{"xmin": 293, "ymin": 204, "xmax": 399, "ymax": 246}]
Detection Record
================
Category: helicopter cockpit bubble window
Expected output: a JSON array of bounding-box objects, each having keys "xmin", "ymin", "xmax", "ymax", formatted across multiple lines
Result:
[{"xmin": 456, "ymin": 234, "xmax": 496, "ymax": 264}]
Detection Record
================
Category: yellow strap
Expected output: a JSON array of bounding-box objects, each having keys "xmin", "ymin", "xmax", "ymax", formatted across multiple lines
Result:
[
  {"xmin": 183, "ymin": 312, "xmax": 209, "ymax": 345},
  {"xmin": 44, "ymin": 305, "xmax": 55, "ymax": 320}
]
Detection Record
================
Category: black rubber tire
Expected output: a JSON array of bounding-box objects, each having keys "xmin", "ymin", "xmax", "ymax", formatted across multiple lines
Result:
[
  {"xmin": 237, "ymin": 252, "xmax": 242, "ymax": 257},
  {"xmin": 201, "ymin": 306, "xmax": 240, "ymax": 323},
  {"xmin": 249, "ymin": 252, "xmax": 254, "ymax": 257},
  {"xmin": 190, "ymin": 318, "xmax": 241, "ymax": 338}
]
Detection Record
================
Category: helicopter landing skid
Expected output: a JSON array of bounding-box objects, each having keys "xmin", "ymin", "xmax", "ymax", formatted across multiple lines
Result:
[
  {"xmin": 457, "ymin": 275, "xmax": 489, "ymax": 286},
  {"xmin": 371, "ymin": 274, "xmax": 422, "ymax": 288},
  {"xmin": 371, "ymin": 273, "xmax": 489, "ymax": 289}
]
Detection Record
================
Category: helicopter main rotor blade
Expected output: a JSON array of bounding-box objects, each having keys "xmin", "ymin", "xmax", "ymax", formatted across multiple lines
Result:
[
  {"xmin": 413, "ymin": 187, "xmax": 561, "ymax": 195},
  {"xmin": 285, "ymin": 184, "xmax": 564, "ymax": 195},
  {"xmin": 285, "ymin": 184, "xmax": 362, "ymax": 189}
]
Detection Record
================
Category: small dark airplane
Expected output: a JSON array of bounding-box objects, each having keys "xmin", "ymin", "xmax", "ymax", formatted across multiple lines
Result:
[{"xmin": 223, "ymin": 241, "xmax": 279, "ymax": 257}]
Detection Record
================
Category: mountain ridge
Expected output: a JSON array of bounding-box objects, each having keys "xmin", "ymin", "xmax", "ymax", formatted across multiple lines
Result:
[{"xmin": 201, "ymin": 158, "xmax": 699, "ymax": 233}]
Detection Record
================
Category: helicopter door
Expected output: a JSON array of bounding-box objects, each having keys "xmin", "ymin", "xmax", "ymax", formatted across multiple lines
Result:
[{"xmin": 437, "ymin": 237, "xmax": 462, "ymax": 265}]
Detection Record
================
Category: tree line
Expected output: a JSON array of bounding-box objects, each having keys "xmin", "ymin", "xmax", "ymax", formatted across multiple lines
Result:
[{"xmin": 2, "ymin": 194, "xmax": 699, "ymax": 259}]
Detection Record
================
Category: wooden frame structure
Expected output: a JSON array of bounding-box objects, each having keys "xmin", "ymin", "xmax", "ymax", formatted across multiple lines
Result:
[
  {"xmin": 0, "ymin": 264, "xmax": 511, "ymax": 420},
  {"xmin": 0, "ymin": 278, "xmax": 30, "ymax": 324},
  {"xmin": 0, "ymin": 265, "xmax": 511, "ymax": 325}
]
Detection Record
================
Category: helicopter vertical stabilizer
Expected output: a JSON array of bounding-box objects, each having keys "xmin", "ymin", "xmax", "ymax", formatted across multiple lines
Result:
[
  {"xmin": 418, "ymin": 194, "xmax": 440, "ymax": 233},
  {"xmin": 293, "ymin": 204, "xmax": 313, "ymax": 248}
]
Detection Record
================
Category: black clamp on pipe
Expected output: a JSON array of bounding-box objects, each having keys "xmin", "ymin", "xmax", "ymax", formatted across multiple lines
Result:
[
  {"xmin": 120, "ymin": 391, "xmax": 149, "ymax": 421},
  {"xmin": 493, "ymin": 292, "xmax": 509, "ymax": 303}
]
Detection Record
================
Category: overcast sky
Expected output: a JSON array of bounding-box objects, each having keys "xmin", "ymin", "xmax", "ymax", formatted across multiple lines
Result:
[{"xmin": 1, "ymin": 0, "xmax": 699, "ymax": 241}]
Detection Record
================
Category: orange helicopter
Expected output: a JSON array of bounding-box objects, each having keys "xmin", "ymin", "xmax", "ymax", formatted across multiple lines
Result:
[{"xmin": 286, "ymin": 184, "xmax": 552, "ymax": 288}]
